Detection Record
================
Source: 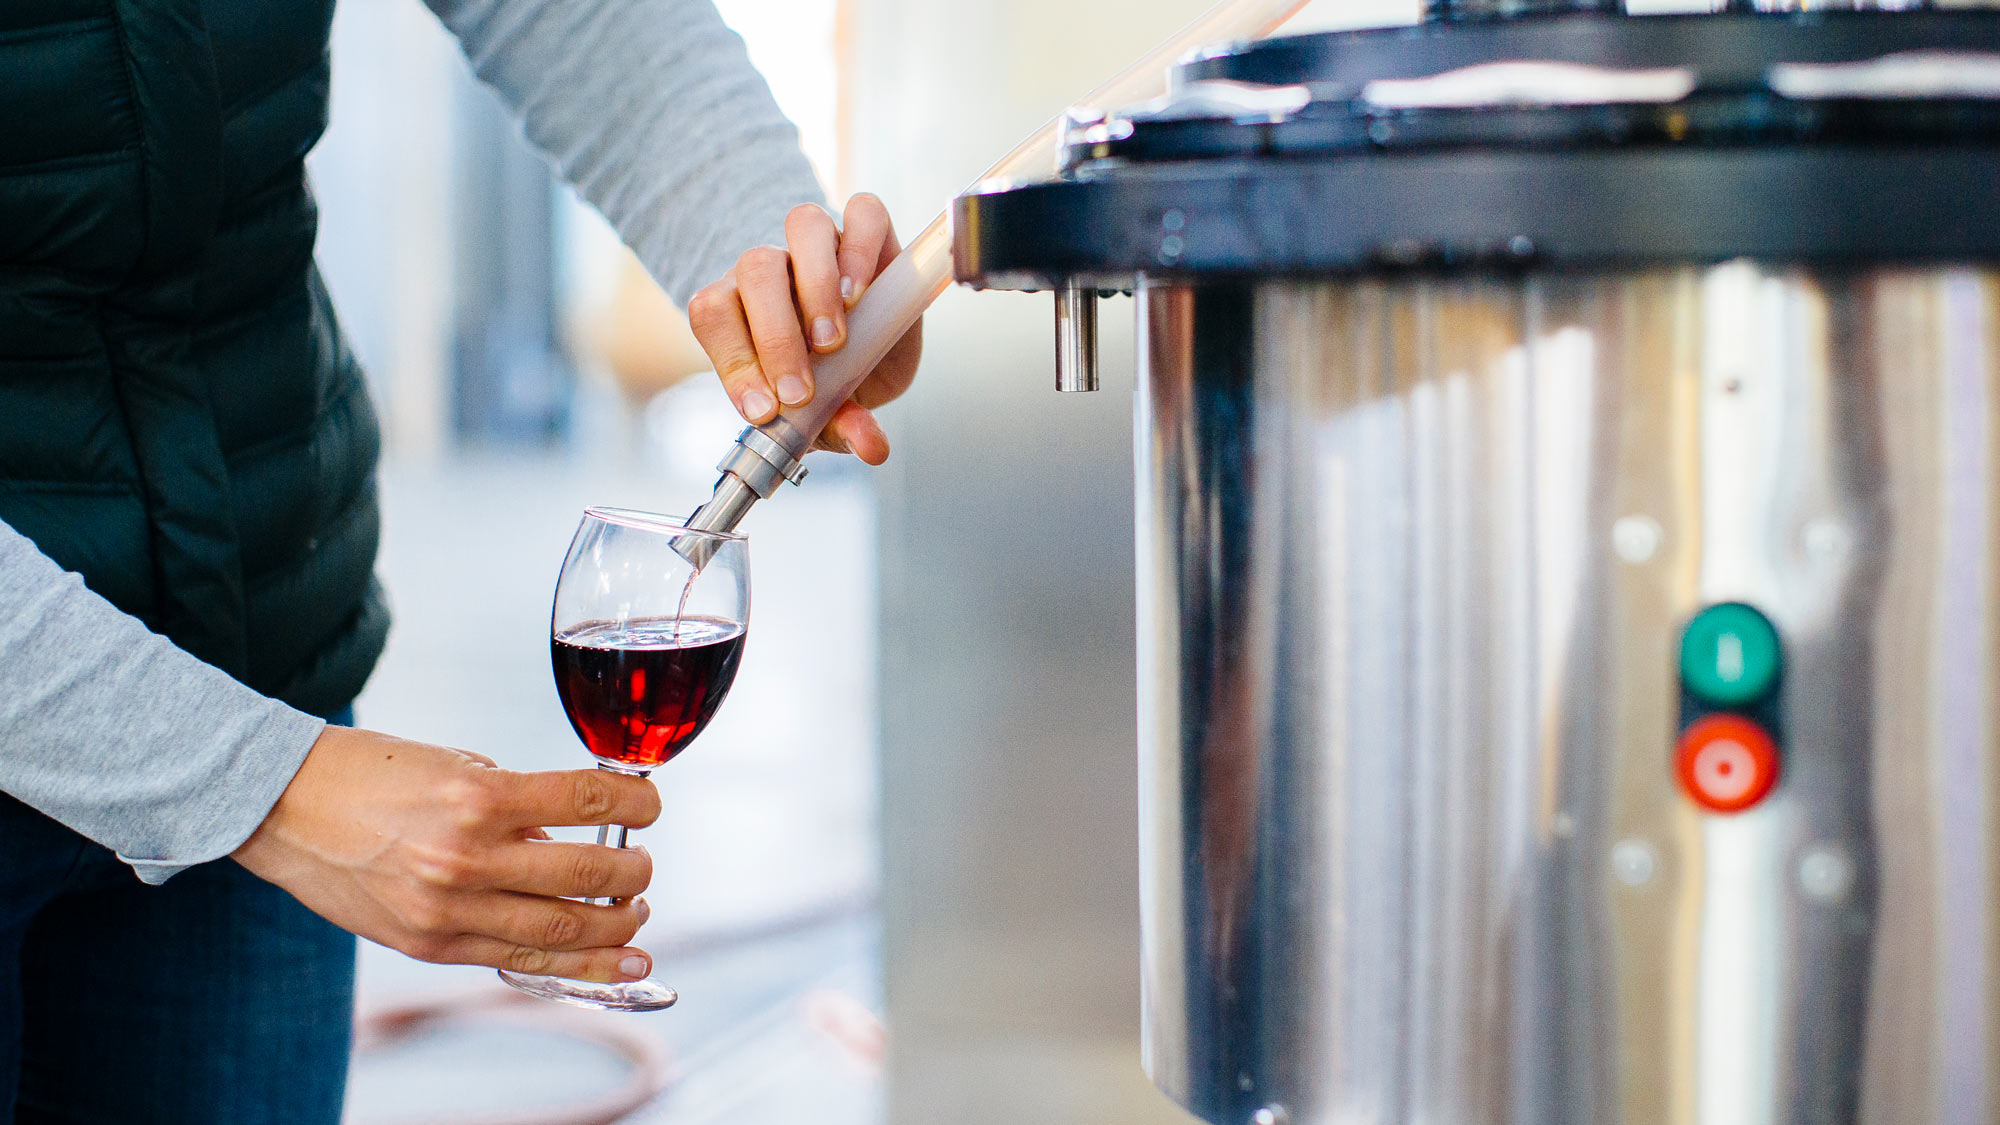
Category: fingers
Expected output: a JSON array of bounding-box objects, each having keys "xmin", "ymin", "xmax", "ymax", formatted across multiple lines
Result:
[
  {"xmin": 471, "ymin": 892, "xmax": 649, "ymax": 954},
  {"xmin": 817, "ymin": 402, "xmax": 890, "ymax": 466},
  {"xmin": 691, "ymin": 193, "xmax": 911, "ymax": 431},
  {"xmin": 688, "ymin": 276, "xmax": 778, "ymax": 425},
  {"xmin": 838, "ymin": 194, "xmax": 893, "ymax": 306},
  {"xmin": 785, "ymin": 204, "xmax": 845, "ymax": 355},
  {"xmin": 735, "ymin": 245, "xmax": 815, "ymax": 408},
  {"xmin": 812, "ymin": 196, "xmax": 910, "ymax": 467},
  {"xmin": 489, "ymin": 839, "xmax": 652, "ymax": 899},
  {"xmin": 399, "ymin": 857, "xmax": 653, "ymax": 982},
  {"xmin": 491, "ymin": 768, "xmax": 661, "ymax": 831},
  {"xmin": 435, "ymin": 934, "xmax": 655, "ymax": 985}
]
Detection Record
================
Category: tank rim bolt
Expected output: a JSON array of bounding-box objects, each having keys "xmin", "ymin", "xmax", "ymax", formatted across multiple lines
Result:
[{"xmin": 1612, "ymin": 838, "xmax": 1659, "ymax": 887}]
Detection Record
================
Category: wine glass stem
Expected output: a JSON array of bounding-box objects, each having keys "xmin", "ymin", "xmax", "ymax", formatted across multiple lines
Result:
[{"xmin": 588, "ymin": 763, "xmax": 647, "ymax": 906}]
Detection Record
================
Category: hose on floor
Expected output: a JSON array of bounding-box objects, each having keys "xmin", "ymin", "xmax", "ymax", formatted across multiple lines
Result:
[
  {"xmin": 349, "ymin": 887, "xmax": 878, "ymax": 1125},
  {"xmin": 353, "ymin": 988, "xmax": 674, "ymax": 1125}
]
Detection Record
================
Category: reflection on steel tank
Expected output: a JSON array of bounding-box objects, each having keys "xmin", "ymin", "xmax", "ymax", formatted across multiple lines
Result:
[{"xmin": 956, "ymin": 5, "xmax": 2000, "ymax": 1124}]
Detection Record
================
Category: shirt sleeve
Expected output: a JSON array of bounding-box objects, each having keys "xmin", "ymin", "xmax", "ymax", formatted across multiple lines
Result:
[
  {"xmin": 0, "ymin": 520, "xmax": 326, "ymax": 884},
  {"xmin": 425, "ymin": 0, "xmax": 831, "ymax": 306}
]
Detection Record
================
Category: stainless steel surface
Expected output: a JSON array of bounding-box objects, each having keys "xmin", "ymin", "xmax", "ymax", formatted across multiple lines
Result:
[
  {"xmin": 677, "ymin": 473, "xmax": 757, "ymax": 569},
  {"xmin": 1631, "ymin": 0, "xmax": 2000, "ymax": 11},
  {"xmin": 1751, "ymin": 0, "xmax": 1994, "ymax": 11},
  {"xmin": 1057, "ymin": 284, "xmax": 1102, "ymax": 393},
  {"xmin": 678, "ymin": 420, "xmax": 811, "ymax": 566},
  {"xmin": 1360, "ymin": 61, "xmax": 1696, "ymax": 108},
  {"xmin": 1057, "ymin": 107, "xmax": 1108, "ymax": 174},
  {"xmin": 1622, "ymin": 0, "xmax": 1731, "ymax": 12},
  {"xmin": 1486, "ymin": 0, "xmax": 2000, "ymax": 15},
  {"xmin": 1134, "ymin": 264, "xmax": 2000, "ymax": 1124},
  {"xmin": 738, "ymin": 423, "xmax": 812, "ymax": 488},
  {"xmin": 710, "ymin": 418, "xmax": 808, "ymax": 502},
  {"xmin": 1127, "ymin": 81, "xmax": 1313, "ymax": 121},
  {"xmin": 1770, "ymin": 51, "xmax": 2000, "ymax": 99},
  {"xmin": 1423, "ymin": 0, "xmax": 1617, "ymax": 19}
]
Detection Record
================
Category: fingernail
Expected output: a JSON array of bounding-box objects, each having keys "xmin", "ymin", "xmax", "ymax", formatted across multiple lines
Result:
[
  {"xmin": 777, "ymin": 375, "xmax": 810, "ymax": 405},
  {"xmin": 812, "ymin": 317, "xmax": 838, "ymax": 348},
  {"xmin": 634, "ymin": 898, "xmax": 651, "ymax": 923},
  {"xmin": 841, "ymin": 276, "xmax": 857, "ymax": 303},
  {"xmin": 619, "ymin": 953, "xmax": 651, "ymax": 980},
  {"xmin": 742, "ymin": 389, "xmax": 776, "ymax": 419}
]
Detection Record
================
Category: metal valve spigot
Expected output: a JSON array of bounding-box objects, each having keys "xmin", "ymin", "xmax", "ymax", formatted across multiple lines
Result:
[
  {"xmin": 674, "ymin": 418, "xmax": 810, "ymax": 568},
  {"xmin": 1056, "ymin": 283, "xmax": 1100, "ymax": 392}
]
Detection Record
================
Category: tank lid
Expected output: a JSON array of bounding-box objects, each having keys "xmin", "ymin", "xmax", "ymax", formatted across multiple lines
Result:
[
  {"xmin": 954, "ymin": 11, "xmax": 2000, "ymax": 290},
  {"xmin": 1180, "ymin": 8, "xmax": 2000, "ymax": 91}
]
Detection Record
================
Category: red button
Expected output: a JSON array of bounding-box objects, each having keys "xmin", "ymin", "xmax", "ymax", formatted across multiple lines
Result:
[{"xmin": 1676, "ymin": 714, "xmax": 1780, "ymax": 814}]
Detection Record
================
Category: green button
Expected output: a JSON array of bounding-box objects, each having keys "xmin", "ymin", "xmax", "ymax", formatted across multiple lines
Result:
[{"xmin": 1680, "ymin": 603, "xmax": 1782, "ymax": 707}]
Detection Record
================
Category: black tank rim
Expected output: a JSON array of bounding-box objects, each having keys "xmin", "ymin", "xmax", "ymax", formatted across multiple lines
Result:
[{"xmin": 955, "ymin": 11, "xmax": 2000, "ymax": 288}]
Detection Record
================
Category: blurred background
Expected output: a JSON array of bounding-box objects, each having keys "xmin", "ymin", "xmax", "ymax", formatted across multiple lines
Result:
[{"xmin": 316, "ymin": 0, "xmax": 1413, "ymax": 1120}]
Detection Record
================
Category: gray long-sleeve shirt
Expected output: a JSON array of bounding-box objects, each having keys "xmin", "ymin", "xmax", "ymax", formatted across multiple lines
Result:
[{"xmin": 0, "ymin": 0, "xmax": 825, "ymax": 884}]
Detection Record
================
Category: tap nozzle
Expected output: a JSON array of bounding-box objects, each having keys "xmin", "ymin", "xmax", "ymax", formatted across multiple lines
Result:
[
  {"xmin": 674, "ymin": 421, "xmax": 810, "ymax": 568},
  {"xmin": 1055, "ymin": 284, "xmax": 1099, "ymax": 393}
]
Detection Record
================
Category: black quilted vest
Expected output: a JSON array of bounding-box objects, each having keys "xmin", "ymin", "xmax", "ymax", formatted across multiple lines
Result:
[{"xmin": 0, "ymin": 0, "xmax": 387, "ymax": 716}]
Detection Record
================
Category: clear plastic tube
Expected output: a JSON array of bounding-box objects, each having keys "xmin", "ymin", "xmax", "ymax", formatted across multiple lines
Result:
[{"xmin": 683, "ymin": 0, "xmax": 1314, "ymax": 540}]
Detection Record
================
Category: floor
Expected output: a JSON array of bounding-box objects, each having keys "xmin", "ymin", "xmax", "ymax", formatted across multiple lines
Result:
[{"xmin": 339, "ymin": 410, "xmax": 883, "ymax": 1124}]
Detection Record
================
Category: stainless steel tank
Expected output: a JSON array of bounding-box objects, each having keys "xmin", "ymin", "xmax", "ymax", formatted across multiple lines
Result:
[{"xmin": 956, "ymin": 8, "xmax": 2000, "ymax": 1124}]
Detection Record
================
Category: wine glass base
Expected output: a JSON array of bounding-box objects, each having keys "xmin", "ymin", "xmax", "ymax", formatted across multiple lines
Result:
[{"xmin": 498, "ymin": 970, "xmax": 679, "ymax": 1012}]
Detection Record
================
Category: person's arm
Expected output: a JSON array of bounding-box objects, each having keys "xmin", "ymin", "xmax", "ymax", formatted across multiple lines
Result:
[
  {"xmin": 0, "ymin": 519, "xmax": 322, "ymax": 884},
  {"xmin": 423, "ymin": 0, "xmax": 824, "ymax": 307},
  {"xmin": 0, "ymin": 520, "xmax": 660, "ymax": 983},
  {"xmin": 425, "ymin": 0, "xmax": 923, "ymax": 462}
]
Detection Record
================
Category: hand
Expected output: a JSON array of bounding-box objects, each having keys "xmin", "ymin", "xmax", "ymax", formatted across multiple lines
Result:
[
  {"xmin": 233, "ymin": 726, "xmax": 660, "ymax": 984},
  {"xmin": 687, "ymin": 194, "xmax": 924, "ymax": 466}
]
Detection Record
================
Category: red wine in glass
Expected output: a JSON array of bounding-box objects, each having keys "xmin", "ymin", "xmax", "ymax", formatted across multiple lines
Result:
[
  {"xmin": 553, "ymin": 616, "xmax": 747, "ymax": 770},
  {"xmin": 500, "ymin": 507, "xmax": 748, "ymax": 1014}
]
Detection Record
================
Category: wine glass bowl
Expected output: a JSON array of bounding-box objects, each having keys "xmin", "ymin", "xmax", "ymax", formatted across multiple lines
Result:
[
  {"xmin": 552, "ymin": 616, "xmax": 746, "ymax": 773},
  {"xmin": 499, "ymin": 507, "xmax": 749, "ymax": 1012}
]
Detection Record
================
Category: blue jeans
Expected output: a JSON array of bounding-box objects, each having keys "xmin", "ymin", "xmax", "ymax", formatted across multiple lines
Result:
[{"xmin": 0, "ymin": 709, "xmax": 356, "ymax": 1124}]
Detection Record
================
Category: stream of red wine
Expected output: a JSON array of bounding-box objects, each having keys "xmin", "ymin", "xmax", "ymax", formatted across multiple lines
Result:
[{"xmin": 675, "ymin": 567, "xmax": 697, "ymax": 637}]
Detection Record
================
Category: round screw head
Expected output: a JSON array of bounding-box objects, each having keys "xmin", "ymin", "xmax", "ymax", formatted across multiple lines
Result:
[
  {"xmin": 1612, "ymin": 839, "xmax": 1658, "ymax": 887},
  {"xmin": 1799, "ymin": 846, "xmax": 1855, "ymax": 903},
  {"xmin": 1612, "ymin": 516, "xmax": 1663, "ymax": 564}
]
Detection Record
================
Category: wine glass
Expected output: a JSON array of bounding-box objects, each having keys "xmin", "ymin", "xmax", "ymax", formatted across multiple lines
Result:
[{"xmin": 499, "ymin": 507, "xmax": 749, "ymax": 1011}]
